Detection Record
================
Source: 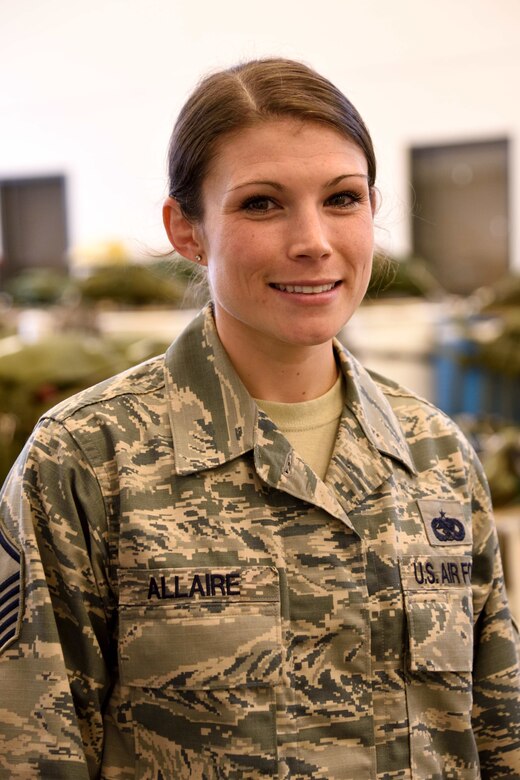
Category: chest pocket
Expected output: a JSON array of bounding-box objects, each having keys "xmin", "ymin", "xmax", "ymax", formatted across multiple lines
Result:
[
  {"xmin": 117, "ymin": 565, "xmax": 282, "ymax": 779},
  {"xmin": 400, "ymin": 554, "xmax": 474, "ymax": 672},
  {"xmin": 118, "ymin": 565, "xmax": 282, "ymax": 690}
]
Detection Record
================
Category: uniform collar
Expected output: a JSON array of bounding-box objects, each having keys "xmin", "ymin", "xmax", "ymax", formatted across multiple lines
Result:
[
  {"xmin": 165, "ymin": 304, "xmax": 416, "ymax": 478},
  {"xmin": 164, "ymin": 305, "xmax": 257, "ymax": 474},
  {"xmin": 336, "ymin": 345, "xmax": 417, "ymax": 476}
]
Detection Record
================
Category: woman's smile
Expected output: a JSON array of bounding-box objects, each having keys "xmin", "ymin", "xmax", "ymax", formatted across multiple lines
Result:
[{"xmin": 269, "ymin": 279, "xmax": 341, "ymax": 296}]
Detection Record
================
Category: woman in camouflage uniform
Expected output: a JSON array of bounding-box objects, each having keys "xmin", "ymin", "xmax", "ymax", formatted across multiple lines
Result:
[{"xmin": 0, "ymin": 59, "xmax": 519, "ymax": 779}]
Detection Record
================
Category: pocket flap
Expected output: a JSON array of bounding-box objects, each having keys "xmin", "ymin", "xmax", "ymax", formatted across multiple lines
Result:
[
  {"xmin": 403, "ymin": 589, "xmax": 473, "ymax": 672},
  {"xmin": 118, "ymin": 566, "xmax": 282, "ymax": 690}
]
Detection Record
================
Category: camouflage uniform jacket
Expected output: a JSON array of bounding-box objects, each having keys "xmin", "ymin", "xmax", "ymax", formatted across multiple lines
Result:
[{"xmin": 0, "ymin": 304, "xmax": 519, "ymax": 779}]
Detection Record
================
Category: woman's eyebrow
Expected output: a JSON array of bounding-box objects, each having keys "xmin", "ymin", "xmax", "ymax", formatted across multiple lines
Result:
[
  {"xmin": 227, "ymin": 179, "xmax": 284, "ymax": 193},
  {"xmin": 325, "ymin": 173, "xmax": 369, "ymax": 187},
  {"xmin": 227, "ymin": 173, "xmax": 369, "ymax": 194}
]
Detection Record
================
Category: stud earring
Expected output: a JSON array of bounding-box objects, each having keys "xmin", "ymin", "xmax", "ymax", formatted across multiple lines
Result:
[{"xmin": 195, "ymin": 254, "xmax": 202, "ymax": 263}]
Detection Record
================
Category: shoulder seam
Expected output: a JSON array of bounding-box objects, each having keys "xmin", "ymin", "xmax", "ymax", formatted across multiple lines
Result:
[
  {"xmin": 372, "ymin": 376, "xmax": 466, "ymax": 431},
  {"xmin": 41, "ymin": 379, "xmax": 166, "ymax": 424}
]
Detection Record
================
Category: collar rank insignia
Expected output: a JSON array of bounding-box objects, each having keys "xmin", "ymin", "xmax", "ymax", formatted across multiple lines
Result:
[
  {"xmin": 0, "ymin": 524, "xmax": 23, "ymax": 654},
  {"xmin": 417, "ymin": 499, "xmax": 471, "ymax": 546}
]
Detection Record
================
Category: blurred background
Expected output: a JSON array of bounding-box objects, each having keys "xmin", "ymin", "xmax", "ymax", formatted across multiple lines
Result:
[{"xmin": 1, "ymin": 0, "xmax": 519, "ymax": 614}]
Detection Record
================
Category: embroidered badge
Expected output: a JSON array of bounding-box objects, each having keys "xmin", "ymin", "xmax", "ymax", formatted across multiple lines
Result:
[
  {"xmin": 417, "ymin": 499, "xmax": 471, "ymax": 546},
  {"xmin": 0, "ymin": 524, "xmax": 23, "ymax": 653},
  {"xmin": 431, "ymin": 510, "xmax": 465, "ymax": 542}
]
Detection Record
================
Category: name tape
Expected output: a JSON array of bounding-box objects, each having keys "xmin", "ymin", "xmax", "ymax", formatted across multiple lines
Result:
[{"xmin": 147, "ymin": 571, "xmax": 241, "ymax": 601}]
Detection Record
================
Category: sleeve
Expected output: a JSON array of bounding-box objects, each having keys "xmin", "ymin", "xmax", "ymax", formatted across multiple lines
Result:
[
  {"xmin": 470, "ymin": 450, "xmax": 520, "ymax": 776},
  {"xmin": 0, "ymin": 417, "xmax": 116, "ymax": 779}
]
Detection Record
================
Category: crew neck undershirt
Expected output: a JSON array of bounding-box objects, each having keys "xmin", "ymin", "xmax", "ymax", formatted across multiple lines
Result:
[{"xmin": 255, "ymin": 373, "xmax": 345, "ymax": 481}]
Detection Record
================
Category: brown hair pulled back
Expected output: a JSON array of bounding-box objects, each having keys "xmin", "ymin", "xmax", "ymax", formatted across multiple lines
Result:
[{"xmin": 167, "ymin": 58, "xmax": 376, "ymax": 222}]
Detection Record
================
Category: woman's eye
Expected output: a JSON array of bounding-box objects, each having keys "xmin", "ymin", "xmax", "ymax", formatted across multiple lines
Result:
[
  {"xmin": 326, "ymin": 191, "xmax": 361, "ymax": 208},
  {"xmin": 241, "ymin": 196, "xmax": 277, "ymax": 213}
]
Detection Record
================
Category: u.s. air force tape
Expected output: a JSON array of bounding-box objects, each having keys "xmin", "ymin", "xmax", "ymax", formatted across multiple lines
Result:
[
  {"xmin": 400, "ymin": 555, "xmax": 472, "ymax": 589},
  {"xmin": 0, "ymin": 523, "xmax": 23, "ymax": 653}
]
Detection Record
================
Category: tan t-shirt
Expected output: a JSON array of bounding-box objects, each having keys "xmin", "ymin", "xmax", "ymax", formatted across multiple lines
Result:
[{"xmin": 255, "ymin": 373, "xmax": 344, "ymax": 481}]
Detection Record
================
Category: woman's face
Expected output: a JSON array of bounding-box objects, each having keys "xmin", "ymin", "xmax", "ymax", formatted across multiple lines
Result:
[{"xmin": 194, "ymin": 118, "xmax": 375, "ymax": 357}]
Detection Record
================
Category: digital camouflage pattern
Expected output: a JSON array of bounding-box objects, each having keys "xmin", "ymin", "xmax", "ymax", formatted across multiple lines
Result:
[{"xmin": 0, "ymin": 303, "xmax": 519, "ymax": 779}]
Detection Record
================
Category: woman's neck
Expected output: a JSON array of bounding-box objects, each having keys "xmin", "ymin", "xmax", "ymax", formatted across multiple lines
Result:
[{"xmin": 215, "ymin": 316, "xmax": 339, "ymax": 403}]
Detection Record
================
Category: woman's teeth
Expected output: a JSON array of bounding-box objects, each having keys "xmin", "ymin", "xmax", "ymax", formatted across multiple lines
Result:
[{"xmin": 273, "ymin": 282, "xmax": 336, "ymax": 294}]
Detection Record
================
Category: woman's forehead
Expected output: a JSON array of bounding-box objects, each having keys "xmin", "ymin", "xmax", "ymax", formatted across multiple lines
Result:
[
  {"xmin": 208, "ymin": 119, "xmax": 368, "ymax": 181},
  {"xmin": 214, "ymin": 117, "xmax": 355, "ymax": 151}
]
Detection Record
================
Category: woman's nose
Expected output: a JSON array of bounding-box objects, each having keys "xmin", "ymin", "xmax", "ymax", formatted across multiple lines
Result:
[{"xmin": 286, "ymin": 208, "xmax": 332, "ymax": 261}]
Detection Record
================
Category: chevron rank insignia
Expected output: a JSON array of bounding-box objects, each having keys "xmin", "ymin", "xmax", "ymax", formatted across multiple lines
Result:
[{"xmin": 0, "ymin": 523, "xmax": 23, "ymax": 653}]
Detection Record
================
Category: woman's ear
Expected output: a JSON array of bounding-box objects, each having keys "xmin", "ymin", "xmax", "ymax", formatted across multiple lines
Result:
[{"xmin": 162, "ymin": 197, "xmax": 204, "ymax": 262}]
